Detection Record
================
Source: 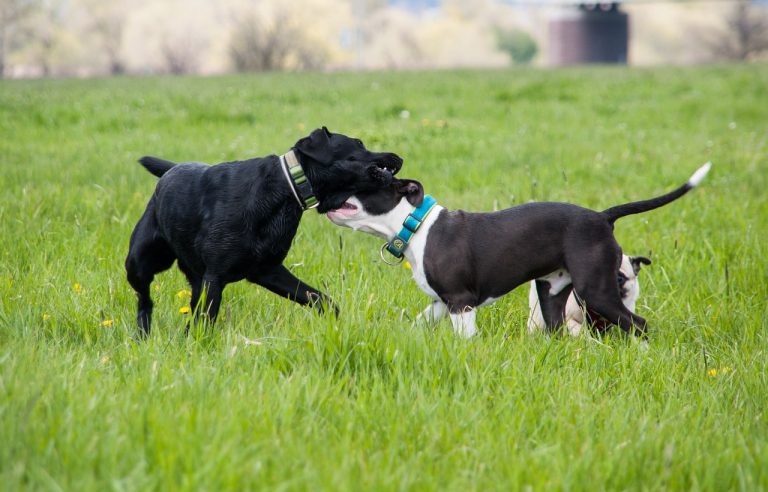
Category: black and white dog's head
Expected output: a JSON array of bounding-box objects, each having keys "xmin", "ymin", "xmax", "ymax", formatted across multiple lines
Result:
[
  {"xmin": 617, "ymin": 254, "xmax": 651, "ymax": 311},
  {"xmin": 294, "ymin": 127, "xmax": 404, "ymax": 213},
  {"xmin": 326, "ymin": 178, "xmax": 424, "ymax": 235}
]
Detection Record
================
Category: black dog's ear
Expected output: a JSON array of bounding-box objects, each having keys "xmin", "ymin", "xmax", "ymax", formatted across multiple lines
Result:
[
  {"xmin": 396, "ymin": 179, "xmax": 424, "ymax": 207},
  {"xmin": 295, "ymin": 128, "xmax": 332, "ymax": 163},
  {"xmin": 630, "ymin": 256, "xmax": 652, "ymax": 275}
]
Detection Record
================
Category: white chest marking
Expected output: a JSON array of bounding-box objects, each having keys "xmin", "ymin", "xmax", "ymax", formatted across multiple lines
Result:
[{"xmin": 402, "ymin": 206, "xmax": 444, "ymax": 301}]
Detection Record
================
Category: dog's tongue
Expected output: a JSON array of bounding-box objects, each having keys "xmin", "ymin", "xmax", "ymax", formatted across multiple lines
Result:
[{"xmin": 328, "ymin": 201, "xmax": 358, "ymax": 216}]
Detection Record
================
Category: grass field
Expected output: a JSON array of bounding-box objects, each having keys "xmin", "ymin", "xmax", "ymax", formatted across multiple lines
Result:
[{"xmin": 1, "ymin": 65, "xmax": 767, "ymax": 490}]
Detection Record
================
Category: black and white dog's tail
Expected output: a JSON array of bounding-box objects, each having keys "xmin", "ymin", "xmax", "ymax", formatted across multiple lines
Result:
[
  {"xmin": 139, "ymin": 156, "xmax": 177, "ymax": 178},
  {"xmin": 602, "ymin": 162, "xmax": 711, "ymax": 224}
]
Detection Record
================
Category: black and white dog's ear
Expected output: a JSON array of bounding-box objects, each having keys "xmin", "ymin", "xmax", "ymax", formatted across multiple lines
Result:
[
  {"xmin": 630, "ymin": 256, "xmax": 652, "ymax": 275},
  {"xmin": 396, "ymin": 179, "xmax": 424, "ymax": 207},
  {"xmin": 295, "ymin": 128, "xmax": 332, "ymax": 163}
]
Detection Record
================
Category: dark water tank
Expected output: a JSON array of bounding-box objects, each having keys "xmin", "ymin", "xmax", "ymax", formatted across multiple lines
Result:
[{"xmin": 548, "ymin": 3, "xmax": 629, "ymax": 65}]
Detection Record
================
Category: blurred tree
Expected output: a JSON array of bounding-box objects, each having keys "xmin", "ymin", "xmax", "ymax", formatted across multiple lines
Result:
[
  {"xmin": 228, "ymin": 7, "xmax": 326, "ymax": 71},
  {"xmin": 161, "ymin": 35, "xmax": 202, "ymax": 75},
  {"xmin": 495, "ymin": 27, "xmax": 537, "ymax": 65},
  {"xmin": 19, "ymin": 0, "xmax": 75, "ymax": 76},
  {"xmin": 706, "ymin": 1, "xmax": 768, "ymax": 60},
  {"xmin": 79, "ymin": 0, "xmax": 129, "ymax": 75},
  {"xmin": 0, "ymin": 0, "xmax": 39, "ymax": 77}
]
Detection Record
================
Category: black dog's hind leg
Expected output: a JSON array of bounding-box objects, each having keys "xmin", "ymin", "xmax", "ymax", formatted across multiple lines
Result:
[
  {"xmin": 196, "ymin": 276, "xmax": 225, "ymax": 325},
  {"xmin": 248, "ymin": 264, "xmax": 337, "ymax": 315},
  {"xmin": 125, "ymin": 208, "xmax": 175, "ymax": 337}
]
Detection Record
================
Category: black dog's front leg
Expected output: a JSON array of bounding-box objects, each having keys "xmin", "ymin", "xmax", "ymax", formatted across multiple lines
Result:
[{"xmin": 249, "ymin": 264, "xmax": 337, "ymax": 316}]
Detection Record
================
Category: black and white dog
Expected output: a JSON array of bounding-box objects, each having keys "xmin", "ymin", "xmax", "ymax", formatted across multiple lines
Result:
[
  {"xmin": 126, "ymin": 127, "xmax": 403, "ymax": 336},
  {"xmin": 527, "ymin": 254, "xmax": 650, "ymax": 336},
  {"xmin": 326, "ymin": 163, "xmax": 710, "ymax": 338}
]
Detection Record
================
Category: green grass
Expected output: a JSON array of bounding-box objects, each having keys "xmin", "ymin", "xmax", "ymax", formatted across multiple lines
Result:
[{"xmin": 1, "ymin": 65, "xmax": 767, "ymax": 490}]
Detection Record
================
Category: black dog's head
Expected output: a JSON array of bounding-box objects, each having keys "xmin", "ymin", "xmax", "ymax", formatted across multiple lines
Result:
[{"xmin": 293, "ymin": 127, "xmax": 403, "ymax": 212}]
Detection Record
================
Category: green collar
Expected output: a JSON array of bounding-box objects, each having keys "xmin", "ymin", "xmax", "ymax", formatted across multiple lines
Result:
[
  {"xmin": 279, "ymin": 150, "xmax": 318, "ymax": 210},
  {"xmin": 382, "ymin": 195, "xmax": 438, "ymax": 264}
]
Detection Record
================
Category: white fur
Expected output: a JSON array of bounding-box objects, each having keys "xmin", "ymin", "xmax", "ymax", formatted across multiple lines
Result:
[
  {"xmin": 450, "ymin": 309, "xmax": 477, "ymax": 337},
  {"xmin": 687, "ymin": 161, "xmax": 712, "ymax": 187},
  {"xmin": 329, "ymin": 197, "xmax": 487, "ymax": 337},
  {"xmin": 535, "ymin": 269, "xmax": 572, "ymax": 296},
  {"xmin": 416, "ymin": 301, "xmax": 448, "ymax": 323},
  {"xmin": 328, "ymin": 196, "xmax": 445, "ymax": 301},
  {"xmin": 527, "ymin": 255, "xmax": 642, "ymax": 336}
]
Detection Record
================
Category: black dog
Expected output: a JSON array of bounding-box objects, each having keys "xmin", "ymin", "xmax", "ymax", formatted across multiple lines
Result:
[{"xmin": 126, "ymin": 127, "xmax": 402, "ymax": 336}]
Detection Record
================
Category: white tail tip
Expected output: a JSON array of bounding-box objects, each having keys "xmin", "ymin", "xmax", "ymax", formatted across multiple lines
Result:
[{"xmin": 688, "ymin": 162, "xmax": 712, "ymax": 187}]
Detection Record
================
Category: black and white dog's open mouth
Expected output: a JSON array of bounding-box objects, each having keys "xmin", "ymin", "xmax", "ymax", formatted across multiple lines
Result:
[{"xmin": 328, "ymin": 201, "xmax": 359, "ymax": 216}]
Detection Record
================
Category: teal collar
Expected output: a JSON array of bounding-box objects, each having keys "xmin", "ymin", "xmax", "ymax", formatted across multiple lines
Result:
[{"xmin": 382, "ymin": 195, "xmax": 438, "ymax": 262}]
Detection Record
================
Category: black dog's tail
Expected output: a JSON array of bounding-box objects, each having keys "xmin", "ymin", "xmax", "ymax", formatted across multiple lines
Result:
[
  {"xmin": 139, "ymin": 156, "xmax": 177, "ymax": 178},
  {"xmin": 602, "ymin": 162, "xmax": 712, "ymax": 224}
]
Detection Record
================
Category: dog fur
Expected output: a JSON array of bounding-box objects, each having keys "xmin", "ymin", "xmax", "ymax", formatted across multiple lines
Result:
[
  {"xmin": 326, "ymin": 163, "xmax": 710, "ymax": 338},
  {"xmin": 126, "ymin": 127, "xmax": 402, "ymax": 336},
  {"xmin": 527, "ymin": 254, "xmax": 650, "ymax": 336}
]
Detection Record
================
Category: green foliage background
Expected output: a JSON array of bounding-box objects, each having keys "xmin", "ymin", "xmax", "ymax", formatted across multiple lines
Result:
[{"xmin": 1, "ymin": 65, "xmax": 767, "ymax": 490}]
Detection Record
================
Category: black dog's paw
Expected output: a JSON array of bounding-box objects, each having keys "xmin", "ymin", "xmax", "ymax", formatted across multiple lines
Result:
[{"xmin": 307, "ymin": 291, "xmax": 340, "ymax": 317}]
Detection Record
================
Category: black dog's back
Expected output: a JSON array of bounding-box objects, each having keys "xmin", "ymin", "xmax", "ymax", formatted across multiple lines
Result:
[{"xmin": 139, "ymin": 156, "xmax": 177, "ymax": 178}]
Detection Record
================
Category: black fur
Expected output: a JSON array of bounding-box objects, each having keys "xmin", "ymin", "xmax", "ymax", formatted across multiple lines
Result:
[
  {"xmin": 602, "ymin": 183, "xmax": 694, "ymax": 224},
  {"xmin": 125, "ymin": 128, "xmax": 403, "ymax": 337},
  {"xmin": 138, "ymin": 156, "xmax": 176, "ymax": 178},
  {"xmin": 349, "ymin": 171, "xmax": 704, "ymax": 339}
]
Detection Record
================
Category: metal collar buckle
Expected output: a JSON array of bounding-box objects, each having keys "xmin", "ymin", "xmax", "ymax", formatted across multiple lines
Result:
[{"xmin": 380, "ymin": 243, "xmax": 404, "ymax": 265}]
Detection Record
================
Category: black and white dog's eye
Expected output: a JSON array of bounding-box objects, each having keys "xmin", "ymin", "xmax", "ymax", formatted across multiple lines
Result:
[{"xmin": 617, "ymin": 275, "xmax": 626, "ymax": 285}]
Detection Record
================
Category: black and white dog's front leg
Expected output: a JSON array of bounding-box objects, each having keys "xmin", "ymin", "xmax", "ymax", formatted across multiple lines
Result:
[
  {"xmin": 416, "ymin": 300, "xmax": 448, "ymax": 324},
  {"xmin": 248, "ymin": 264, "xmax": 338, "ymax": 316},
  {"xmin": 448, "ymin": 307, "xmax": 477, "ymax": 338},
  {"xmin": 416, "ymin": 301, "xmax": 475, "ymax": 338}
]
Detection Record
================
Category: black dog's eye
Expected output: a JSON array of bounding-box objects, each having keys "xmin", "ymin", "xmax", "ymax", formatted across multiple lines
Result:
[{"xmin": 355, "ymin": 139, "xmax": 363, "ymax": 146}]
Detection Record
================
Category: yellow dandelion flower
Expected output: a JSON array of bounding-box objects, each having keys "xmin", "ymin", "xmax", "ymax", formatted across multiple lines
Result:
[
  {"xmin": 179, "ymin": 306, "xmax": 191, "ymax": 314},
  {"xmin": 42, "ymin": 313, "xmax": 50, "ymax": 321},
  {"xmin": 101, "ymin": 319, "xmax": 114, "ymax": 327},
  {"xmin": 100, "ymin": 356, "xmax": 110, "ymax": 365},
  {"xmin": 421, "ymin": 118, "xmax": 431, "ymax": 127},
  {"xmin": 176, "ymin": 289, "xmax": 192, "ymax": 299},
  {"xmin": 404, "ymin": 261, "xmax": 411, "ymax": 270},
  {"xmin": 436, "ymin": 119, "xmax": 446, "ymax": 128},
  {"xmin": 708, "ymin": 367, "xmax": 734, "ymax": 377},
  {"xmin": 73, "ymin": 282, "xmax": 82, "ymax": 293}
]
